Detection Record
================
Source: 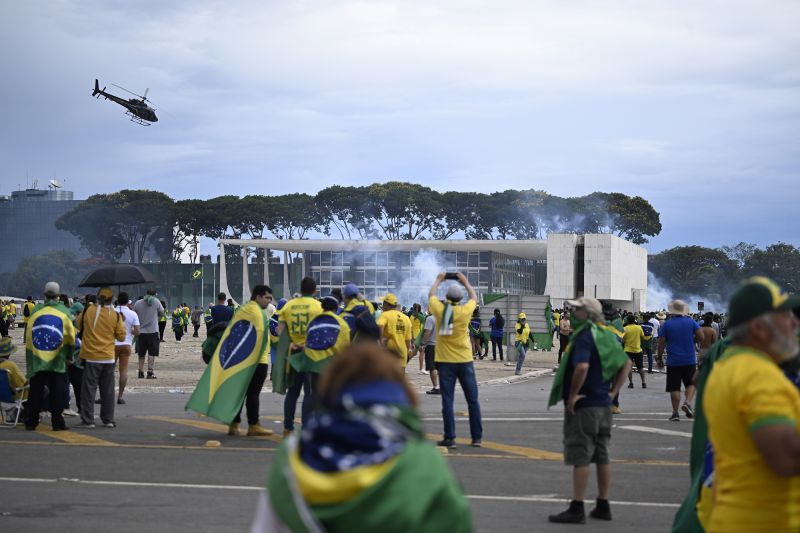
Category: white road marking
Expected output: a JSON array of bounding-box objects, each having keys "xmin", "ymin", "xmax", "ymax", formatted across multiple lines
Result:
[
  {"xmin": 618, "ymin": 425, "xmax": 692, "ymax": 438},
  {"xmin": 0, "ymin": 477, "xmax": 679, "ymax": 508},
  {"xmin": 421, "ymin": 417, "xmax": 680, "ymax": 422}
]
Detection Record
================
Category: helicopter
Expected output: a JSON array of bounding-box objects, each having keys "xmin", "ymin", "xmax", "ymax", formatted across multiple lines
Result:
[{"xmin": 92, "ymin": 79, "xmax": 158, "ymax": 125}]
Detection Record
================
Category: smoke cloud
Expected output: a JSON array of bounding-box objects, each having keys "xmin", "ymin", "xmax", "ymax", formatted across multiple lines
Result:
[{"xmin": 647, "ymin": 271, "xmax": 727, "ymax": 313}]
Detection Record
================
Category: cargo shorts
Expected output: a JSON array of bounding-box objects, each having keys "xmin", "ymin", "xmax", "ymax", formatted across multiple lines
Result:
[{"xmin": 563, "ymin": 406, "xmax": 612, "ymax": 466}]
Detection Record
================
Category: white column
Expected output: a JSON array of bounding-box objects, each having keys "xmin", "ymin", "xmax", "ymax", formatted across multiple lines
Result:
[
  {"xmin": 218, "ymin": 243, "xmax": 231, "ymax": 301},
  {"xmin": 242, "ymin": 246, "xmax": 251, "ymax": 304},
  {"xmin": 263, "ymin": 248, "xmax": 270, "ymax": 286},
  {"xmin": 283, "ymin": 250, "xmax": 290, "ymax": 299}
]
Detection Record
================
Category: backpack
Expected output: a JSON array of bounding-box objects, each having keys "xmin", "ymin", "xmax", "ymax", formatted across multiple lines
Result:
[{"xmin": 343, "ymin": 305, "xmax": 380, "ymax": 342}]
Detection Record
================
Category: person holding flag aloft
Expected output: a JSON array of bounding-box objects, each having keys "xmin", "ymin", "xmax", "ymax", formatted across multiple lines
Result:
[
  {"xmin": 23, "ymin": 282, "xmax": 76, "ymax": 431},
  {"xmin": 547, "ymin": 297, "xmax": 631, "ymax": 524}
]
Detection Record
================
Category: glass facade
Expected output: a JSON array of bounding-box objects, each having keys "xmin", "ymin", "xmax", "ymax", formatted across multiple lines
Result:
[{"xmin": 0, "ymin": 189, "xmax": 85, "ymax": 274}]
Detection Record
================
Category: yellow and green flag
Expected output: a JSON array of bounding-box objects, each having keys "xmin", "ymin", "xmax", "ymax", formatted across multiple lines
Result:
[
  {"xmin": 25, "ymin": 301, "xmax": 76, "ymax": 378},
  {"xmin": 185, "ymin": 300, "xmax": 268, "ymax": 423}
]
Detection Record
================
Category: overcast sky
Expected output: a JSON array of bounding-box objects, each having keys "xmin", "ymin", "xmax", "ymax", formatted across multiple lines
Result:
[{"xmin": 1, "ymin": 0, "xmax": 798, "ymax": 253}]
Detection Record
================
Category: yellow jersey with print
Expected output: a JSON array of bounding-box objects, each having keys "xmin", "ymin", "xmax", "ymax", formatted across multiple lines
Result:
[
  {"xmin": 622, "ymin": 325, "xmax": 644, "ymax": 354},
  {"xmin": 428, "ymin": 297, "xmax": 477, "ymax": 364},
  {"xmin": 704, "ymin": 347, "xmax": 800, "ymax": 532},
  {"xmin": 278, "ymin": 297, "xmax": 322, "ymax": 346},
  {"xmin": 259, "ymin": 307, "xmax": 273, "ymax": 365},
  {"xmin": 377, "ymin": 310, "xmax": 412, "ymax": 365},
  {"xmin": 411, "ymin": 315, "xmax": 423, "ymax": 339},
  {"xmin": 514, "ymin": 322, "xmax": 530, "ymax": 344}
]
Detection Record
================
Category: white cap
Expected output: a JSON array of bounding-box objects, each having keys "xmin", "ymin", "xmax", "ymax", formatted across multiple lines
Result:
[
  {"xmin": 44, "ymin": 281, "xmax": 60, "ymax": 297},
  {"xmin": 445, "ymin": 284, "xmax": 463, "ymax": 302}
]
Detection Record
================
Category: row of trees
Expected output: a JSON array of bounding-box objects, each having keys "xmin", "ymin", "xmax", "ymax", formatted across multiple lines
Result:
[
  {"xmin": 55, "ymin": 183, "xmax": 662, "ymax": 264},
  {"xmin": 649, "ymin": 242, "xmax": 800, "ymax": 303}
]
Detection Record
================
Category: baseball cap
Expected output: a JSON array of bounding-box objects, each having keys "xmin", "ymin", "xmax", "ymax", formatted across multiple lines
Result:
[
  {"xmin": 343, "ymin": 283, "xmax": 360, "ymax": 298},
  {"xmin": 383, "ymin": 293, "xmax": 398, "ymax": 306},
  {"xmin": 518, "ymin": 312, "xmax": 526, "ymax": 319},
  {"xmin": 43, "ymin": 281, "xmax": 60, "ymax": 297},
  {"xmin": 276, "ymin": 298, "xmax": 288, "ymax": 311},
  {"xmin": 445, "ymin": 284, "xmax": 463, "ymax": 302},
  {"xmin": 565, "ymin": 297, "xmax": 603, "ymax": 319},
  {"xmin": 727, "ymin": 276, "xmax": 800, "ymax": 329},
  {"xmin": 97, "ymin": 286, "xmax": 114, "ymax": 300}
]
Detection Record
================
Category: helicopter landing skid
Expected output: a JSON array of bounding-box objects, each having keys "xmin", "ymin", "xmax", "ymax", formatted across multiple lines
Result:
[{"xmin": 125, "ymin": 111, "xmax": 151, "ymax": 126}]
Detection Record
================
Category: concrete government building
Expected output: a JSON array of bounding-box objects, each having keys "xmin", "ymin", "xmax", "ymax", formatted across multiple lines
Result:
[{"xmin": 218, "ymin": 233, "xmax": 648, "ymax": 312}]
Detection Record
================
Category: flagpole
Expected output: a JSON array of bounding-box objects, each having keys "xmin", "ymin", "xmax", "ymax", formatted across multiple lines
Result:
[{"xmin": 201, "ymin": 262, "xmax": 204, "ymax": 308}]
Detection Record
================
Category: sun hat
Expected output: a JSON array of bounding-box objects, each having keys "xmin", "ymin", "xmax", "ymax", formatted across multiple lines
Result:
[
  {"xmin": 0, "ymin": 338, "xmax": 16, "ymax": 359},
  {"xmin": 565, "ymin": 297, "xmax": 603, "ymax": 319},
  {"xmin": 518, "ymin": 312, "xmax": 526, "ymax": 319},
  {"xmin": 667, "ymin": 300, "xmax": 689, "ymax": 316}
]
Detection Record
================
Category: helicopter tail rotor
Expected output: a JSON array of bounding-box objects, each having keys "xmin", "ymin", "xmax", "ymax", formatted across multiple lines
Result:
[{"xmin": 92, "ymin": 79, "xmax": 100, "ymax": 97}]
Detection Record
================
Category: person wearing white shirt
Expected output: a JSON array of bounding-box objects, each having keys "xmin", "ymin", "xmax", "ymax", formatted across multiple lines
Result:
[{"xmin": 115, "ymin": 292, "xmax": 140, "ymax": 405}]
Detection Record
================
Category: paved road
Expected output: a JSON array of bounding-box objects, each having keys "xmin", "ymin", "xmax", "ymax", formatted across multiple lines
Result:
[{"xmin": 1, "ymin": 372, "xmax": 691, "ymax": 532}]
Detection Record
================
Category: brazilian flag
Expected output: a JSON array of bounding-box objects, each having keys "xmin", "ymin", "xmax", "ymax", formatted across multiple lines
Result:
[
  {"xmin": 292, "ymin": 312, "xmax": 350, "ymax": 374},
  {"xmin": 185, "ymin": 300, "xmax": 268, "ymax": 423},
  {"xmin": 548, "ymin": 319, "xmax": 628, "ymax": 408},
  {"xmin": 25, "ymin": 301, "xmax": 76, "ymax": 378},
  {"xmin": 271, "ymin": 328, "xmax": 292, "ymax": 395},
  {"xmin": 264, "ymin": 416, "xmax": 472, "ymax": 532}
]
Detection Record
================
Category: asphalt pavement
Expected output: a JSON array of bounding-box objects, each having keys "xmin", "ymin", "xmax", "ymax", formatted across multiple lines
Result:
[{"xmin": 1, "ymin": 371, "xmax": 692, "ymax": 532}]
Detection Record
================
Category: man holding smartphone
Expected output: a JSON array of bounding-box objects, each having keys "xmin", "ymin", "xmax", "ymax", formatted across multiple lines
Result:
[{"xmin": 428, "ymin": 272, "xmax": 483, "ymax": 448}]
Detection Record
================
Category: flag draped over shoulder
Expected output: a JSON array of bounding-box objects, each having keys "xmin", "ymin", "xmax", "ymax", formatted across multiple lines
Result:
[
  {"xmin": 25, "ymin": 302, "xmax": 76, "ymax": 378},
  {"xmin": 547, "ymin": 320, "xmax": 628, "ymax": 408},
  {"xmin": 263, "ymin": 382, "xmax": 472, "ymax": 533},
  {"xmin": 270, "ymin": 328, "xmax": 292, "ymax": 395},
  {"xmin": 185, "ymin": 301, "xmax": 268, "ymax": 423},
  {"xmin": 671, "ymin": 338, "xmax": 731, "ymax": 533},
  {"xmin": 292, "ymin": 312, "xmax": 350, "ymax": 374}
]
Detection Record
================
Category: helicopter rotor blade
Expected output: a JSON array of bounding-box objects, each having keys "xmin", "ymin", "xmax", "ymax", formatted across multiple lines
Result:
[
  {"xmin": 143, "ymin": 88, "xmax": 149, "ymax": 100},
  {"xmin": 111, "ymin": 83, "xmax": 145, "ymax": 99}
]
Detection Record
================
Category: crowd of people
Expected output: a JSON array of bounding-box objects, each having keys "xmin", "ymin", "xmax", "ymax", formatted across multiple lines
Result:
[{"xmin": 3, "ymin": 273, "xmax": 798, "ymax": 531}]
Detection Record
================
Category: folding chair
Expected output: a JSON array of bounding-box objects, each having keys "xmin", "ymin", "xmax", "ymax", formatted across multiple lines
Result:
[{"xmin": 0, "ymin": 369, "xmax": 28, "ymax": 428}]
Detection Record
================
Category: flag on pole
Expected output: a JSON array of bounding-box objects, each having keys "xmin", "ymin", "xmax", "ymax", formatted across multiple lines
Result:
[{"xmin": 185, "ymin": 300, "xmax": 268, "ymax": 423}]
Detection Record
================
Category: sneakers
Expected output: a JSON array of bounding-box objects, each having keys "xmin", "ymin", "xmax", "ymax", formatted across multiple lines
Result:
[
  {"xmin": 611, "ymin": 406, "xmax": 622, "ymax": 414},
  {"xmin": 669, "ymin": 412, "xmax": 680, "ymax": 421},
  {"xmin": 227, "ymin": 423, "xmax": 241, "ymax": 436},
  {"xmin": 102, "ymin": 422, "xmax": 116, "ymax": 428},
  {"xmin": 627, "ymin": 383, "xmax": 634, "ymax": 389},
  {"xmin": 117, "ymin": 398, "xmax": 126, "ymax": 405},
  {"xmin": 436, "ymin": 438, "xmax": 457, "ymax": 449},
  {"xmin": 146, "ymin": 372, "xmax": 157, "ymax": 379},
  {"xmin": 76, "ymin": 422, "xmax": 96, "ymax": 429},
  {"xmin": 425, "ymin": 388, "xmax": 441, "ymax": 395},
  {"xmin": 642, "ymin": 383, "xmax": 647, "ymax": 389},
  {"xmin": 548, "ymin": 500, "xmax": 586, "ymax": 524},
  {"xmin": 470, "ymin": 440, "xmax": 482, "ymax": 448},
  {"xmin": 63, "ymin": 408, "xmax": 79, "ymax": 417},
  {"xmin": 421, "ymin": 370, "xmax": 430, "ymax": 375},
  {"xmin": 589, "ymin": 498, "xmax": 612, "ymax": 520},
  {"xmin": 682, "ymin": 402, "xmax": 695, "ymax": 419},
  {"xmin": 138, "ymin": 371, "xmax": 145, "ymax": 379},
  {"xmin": 247, "ymin": 424, "xmax": 274, "ymax": 436}
]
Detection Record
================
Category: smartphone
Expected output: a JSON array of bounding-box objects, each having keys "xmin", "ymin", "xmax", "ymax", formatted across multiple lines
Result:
[{"xmin": 444, "ymin": 272, "xmax": 459, "ymax": 280}]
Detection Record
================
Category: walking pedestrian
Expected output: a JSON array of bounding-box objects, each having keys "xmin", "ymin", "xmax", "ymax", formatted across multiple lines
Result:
[
  {"xmin": 133, "ymin": 289, "xmax": 164, "ymax": 379},
  {"xmin": 547, "ymin": 297, "xmax": 631, "ymax": 524},
  {"xmin": 697, "ymin": 314, "xmax": 718, "ymax": 367},
  {"xmin": 514, "ymin": 313, "xmax": 531, "ymax": 376},
  {"xmin": 422, "ymin": 309, "xmax": 440, "ymax": 395},
  {"xmin": 622, "ymin": 314, "xmax": 646, "ymax": 388},
  {"xmin": 190, "ymin": 306, "xmax": 203, "ymax": 337},
  {"xmin": 377, "ymin": 293, "xmax": 413, "ymax": 368},
  {"xmin": 23, "ymin": 282, "xmax": 76, "ymax": 431},
  {"xmin": 469, "ymin": 307, "xmax": 483, "ymax": 359},
  {"xmin": 171, "ymin": 306, "xmax": 185, "ymax": 343},
  {"xmin": 77, "ymin": 287, "xmax": 126, "ymax": 428},
  {"xmin": 657, "ymin": 300, "xmax": 703, "ymax": 421},
  {"xmin": 340, "ymin": 283, "xmax": 379, "ymax": 342},
  {"xmin": 211, "ymin": 292, "xmax": 234, "ymax": 325},
  {"xmin": 489, "ymin": 309, "xmax": 505, "ymax": 361},
  {"xmin": 428, "ymin": 272, "xmax": 483, "ymax": 449}
]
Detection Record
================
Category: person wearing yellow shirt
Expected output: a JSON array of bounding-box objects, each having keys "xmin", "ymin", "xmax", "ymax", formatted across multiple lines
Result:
[
  {"xmin": 377, "ymin": 293, "xmax": 413, "ymax": 367},
  {"xmin": 9, "ymin": 301, "xmax": 17, "ymax": 329},
  {"xmin": 22, "ymin": 296, "xmax": 35, "ymax": 334},
  {"xmin": 428, "ymin": 272, "xmax": 483, "ymax": 449},
  {"xmin": 622, "ymin": 315, "xmax": 646, "ymax": 389},
  {"xmin": 228, "ymin": 285, "xmax": 275, "ymax": 437},
  {"xmin": 514, "ymin": 313, "xmax": 531, "ymax": 376},
  {"xmin": 277, "ymin": 277, "xmax": 322, "ymax": 436},
  {"xmin": 703, "ymin": 277, "xmax": 800, "ymax": 532}
]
